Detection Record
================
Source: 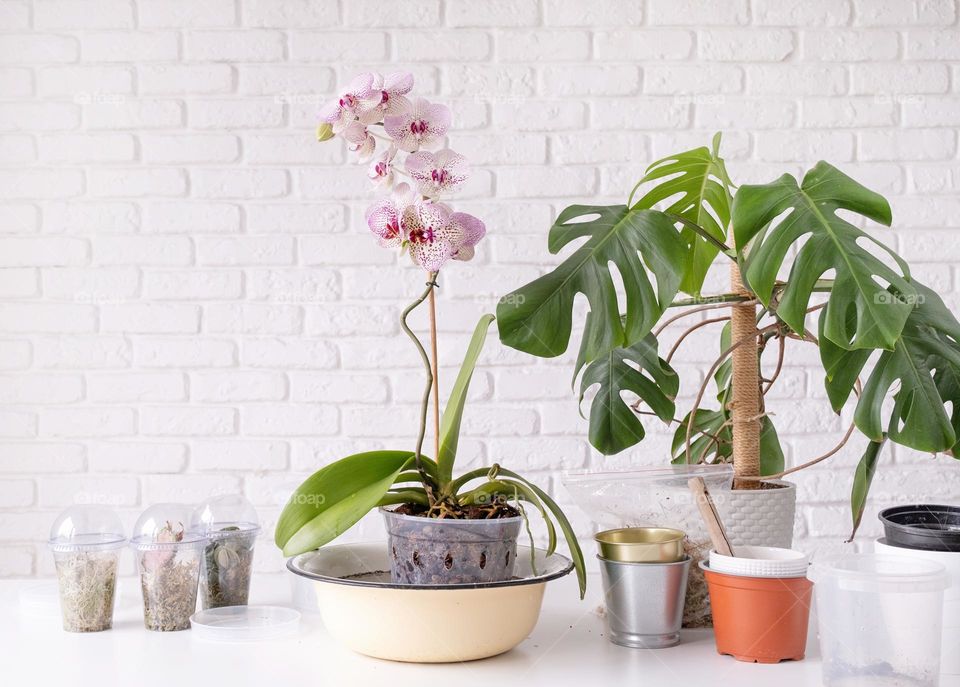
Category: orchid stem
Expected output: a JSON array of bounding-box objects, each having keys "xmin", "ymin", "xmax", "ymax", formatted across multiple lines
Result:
[
  {"xmin": 428, "ymin": 279, "xmax": 441, "ymax": 464},
  {"xmin": 400, "ymin": 271, "xmax": 440, "ymax": 506}
]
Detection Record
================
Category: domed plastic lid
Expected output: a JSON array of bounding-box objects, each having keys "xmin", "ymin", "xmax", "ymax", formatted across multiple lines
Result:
[
  {"xmin": 48, "ymin": 505, "xmax": 126, "ymax": 552},
  {"xmin": 131, "ymin": 503, "xmax": 205, "ymax": 549},
  {"xmin": 191, "ymin": 494, "xmax": 260, "ymax": 538}
]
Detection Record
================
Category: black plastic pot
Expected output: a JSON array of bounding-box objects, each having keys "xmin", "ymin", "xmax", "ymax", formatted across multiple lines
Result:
[{"xmin": 879, "ymin": 504, "xmax": 960, "ymax": 552}]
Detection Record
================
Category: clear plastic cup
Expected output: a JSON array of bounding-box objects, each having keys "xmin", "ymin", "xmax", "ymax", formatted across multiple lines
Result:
[
  {"xmin": 49, "ymin": 505, "xmax": 126, "ymax": 632},
  {"xmin": 809, "ymin": 554, "xmax": 949, "ymax": 687},
  {"xmin": 131, "ymin": 503, "xmax": 205, "ymax": 631},
  {"xmin": 191, "ymin": 494, "xmax": 260, "ymax": 609}
]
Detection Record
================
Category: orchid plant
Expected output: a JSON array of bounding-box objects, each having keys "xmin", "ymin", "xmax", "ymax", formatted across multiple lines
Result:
[{"xmin": 275, "ymin": 72, "xmax": 586, "ymax": 596}]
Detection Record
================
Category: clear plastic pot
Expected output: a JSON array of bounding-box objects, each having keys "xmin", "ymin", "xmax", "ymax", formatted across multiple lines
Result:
[
  {"xmin": 49, "ymin": 505, "xmax": 125, "ymax": 632},
  {"xmin": 563, "ymin": 465, "xmax": 733, "ymax": 627},
  {"xmin": 810, "ymin": 554, "xmax": 948, "ymax": 687},
  {"xmin": 131, "ymin": 503, "xmax": 204, "ymax": 631},
  {"xmin": 381, "ymin": 507, "xmax": 522, "ymax": 584},
  {"xmin": 192, "ymin": 495, "xmax": 259, "ymax": 610}
]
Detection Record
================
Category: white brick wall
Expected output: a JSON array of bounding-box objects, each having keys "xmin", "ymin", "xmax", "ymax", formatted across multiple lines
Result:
[{"xmin": 2, "ymin": 0, "xmax": 960, "ymax": 578}]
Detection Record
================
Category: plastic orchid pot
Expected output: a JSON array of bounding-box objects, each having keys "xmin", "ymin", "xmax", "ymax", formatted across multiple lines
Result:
[
  {"xmin": 49, "ymin": 505, "xmax": 126, "ymax": 633},
  {"xmin": 702, "ymin": 562, "xmax": 812, "ymax": 663},
  {"xmin": 191, "ymin": 494, "xmax": 260, "ymax": 610},
  {"xmin": 381, "ymin": 507, "xmax": 522, "ymax": 585},
  {"xmin": 131, "ymin": 503, "xmax": 205, "ymax": 631}
]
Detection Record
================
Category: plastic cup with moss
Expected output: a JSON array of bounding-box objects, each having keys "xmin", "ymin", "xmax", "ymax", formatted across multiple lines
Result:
[
  {"xmin": 192, "ymin": 494, "xmax": 260, "ymax": 610},
  {"xmin": 49, "ymin": 505, "xmax": 126, "ymax": 633},
  {"xmin": 131, "ymin": 503, "xmax": 205, "ymax": 632}
]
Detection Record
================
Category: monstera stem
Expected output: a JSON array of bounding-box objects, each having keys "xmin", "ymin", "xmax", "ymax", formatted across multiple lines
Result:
[
  {"xmin": 400, "ymin": 271, "xmax": 440, "ymax": 506},
  {"xmin": 729, "ymin": 264, "xmax": 763, "ymax": 488}
]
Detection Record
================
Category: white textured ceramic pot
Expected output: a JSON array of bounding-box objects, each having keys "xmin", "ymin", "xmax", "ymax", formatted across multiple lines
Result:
[
  {"xmin": 711, "ymin": 479, "xmax": 796, "ymax": 548},
  {"xmin": 288, "ymin": 542, "xmax": 574, "ymax": 663}
]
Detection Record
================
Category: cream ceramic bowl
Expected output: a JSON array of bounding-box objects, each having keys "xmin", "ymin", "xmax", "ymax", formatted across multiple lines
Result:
[{"xmin": 288, "ymin": 542, "xmax": 574, "ymax": 663}]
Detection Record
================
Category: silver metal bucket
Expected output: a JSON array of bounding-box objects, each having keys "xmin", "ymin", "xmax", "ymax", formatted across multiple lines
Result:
[{"xmin": 599, "ymin": 555, "xmax": 691, "ymax": 648}]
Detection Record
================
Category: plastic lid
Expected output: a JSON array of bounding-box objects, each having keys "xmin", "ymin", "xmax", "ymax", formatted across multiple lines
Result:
[
  {"xmin": 809, "ymin": 553, "xmax": 949, "ymax": 593},
  {"xmin": 48, "ymin": 504, "xmax": 126, "ymax": 552},
  {"xmin": 189, "ymin": 605, "xmax": 300, "ymax": 642},
  {"xmin": 191, "ymin": 494, "xmax": 260, "ymax": 538},
  {"xmin": 131, "ymin": 503, "xmax": 205, "ymax": 549}
]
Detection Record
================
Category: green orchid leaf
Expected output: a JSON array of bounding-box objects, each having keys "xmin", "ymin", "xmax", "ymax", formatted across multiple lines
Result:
[
  {"xmin": 629, "ymin": 138, "xmax": 733, "ymax": 295},
  {"xmin": 578, "ymin": 333, "xmax": 679, "ymax": 455},
  {"xmin": 733, "ymin": 162, "xmax": 913, "ymax": 351},
  {"xmin": 493, "ymin": 467, "xmax": 587, "ymax": 599},
  {"xmin": 437, "ymin": 314, "xmax": 495, "ymax": 486},
  {"xmin": 820, "ymin": 283, "xmax": 960, "ymax": 453},
  {"xmin": 847, "ymin": 436, "xmax": 887, "ymax": 542},
  {"xmin": 497, "ymin": 204, "xmax": 685, "ymax": 364},
  {"xmin": 457, "ymin": 478, "xmax": 558, "ymax": 556},
  {"xmin": 275, "ymin": 450, "xmax": 413, "ymax": 556}
]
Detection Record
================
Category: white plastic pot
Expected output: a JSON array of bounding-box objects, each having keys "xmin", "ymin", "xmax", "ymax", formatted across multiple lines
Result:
[
  {"xmin": 809, "ymin": 554, "xmax": 948, "ymax": 687},
  {"xmin": 709, "ymin": 545, "xmax": 807, "ymax": 578},
  {"xmin": 876, "ymin": 538, "xmax": 960, "ymax": 675}
]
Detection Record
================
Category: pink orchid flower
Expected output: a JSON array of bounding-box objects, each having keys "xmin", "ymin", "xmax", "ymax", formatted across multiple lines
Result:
[
  {"xmin": 342, "ymin": 121, "xmax": 375, "ymax": 162},
  {"xmin": 405, "ymin": 148, "xmax": 469, "ymax": 198},
  {"xmin": 402, "ymin": 201, "xmax": 461, "ymax": 271},
  {"xmin": 449, "ymin": 211, "xmax": 486, "ymax": 262},
  {"xmin": 384, "ymin": 98, "xmax": 451, "ymax": 153},
  {"xmin": 366, "ymin": 183, "xmax": 417, "ymax": 250},
  {"xmin": 359, "ymin": 72, "xmax": 414, "ymax": 125},
  {"xmin": 319, "ymin": 73, "xmax": 376, "ymax": 133},
  {"xmin": 368, "ymin": 148, "xmax": 396, "ymax": 187}
]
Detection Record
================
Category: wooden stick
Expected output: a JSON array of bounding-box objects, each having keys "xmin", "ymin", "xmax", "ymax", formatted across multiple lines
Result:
[
  {"xmin": 689, "ymin": 476, "xmax": 735, "ymax": 557},
  {"xmin": 428, "ymin": 283, "xmax": 440, "ymax": 461}
]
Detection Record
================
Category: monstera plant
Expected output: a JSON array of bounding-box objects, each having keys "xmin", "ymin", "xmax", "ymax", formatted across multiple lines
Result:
[{"xmin": 498, "ymin": 134, "xmax": 960, "ymax": 538}]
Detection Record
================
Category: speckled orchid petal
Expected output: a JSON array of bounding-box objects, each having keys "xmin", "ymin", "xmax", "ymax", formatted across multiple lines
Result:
[
  {"xmin": 384, "ymin": 98, "xmax": 451, "ymax": 153},
  {"xmin": 365, "ymin": 182, "xmax": 417, "ymax": 250},
  {"xmin": 405, "ymin": 148, "xmax": 470, "ymax": 198},
  {"xmin": 343, "ymin": 121, "xmax": 375, "ymax": 162},
  {"xmin": 448, "ymin": 211, "xmax": 485, "ymax": 262},
  {"xmin": 359, "ymin": 72, "xmax": 415, "ymax": 125},
  {"xmin": 319, "ymin": 72, "xmax": 376, "ymax": 132},
  {"xmin": 402, "ymin": 201, "xmax": 459, "ymax": 271},
  {"xmin": 367, "ymin": 148, "xmax": 396, "ymax": 187}
]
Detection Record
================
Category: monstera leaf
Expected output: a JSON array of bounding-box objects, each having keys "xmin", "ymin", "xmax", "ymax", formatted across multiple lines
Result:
[
  {"xmin": 577, "ymin": 333, "xmax": 678, "ymax": 455},
  {"xmin": 821, "ymin": 283, "xmax": 960, "ymax": 454},
  {"xmin": 848, "ymin": 436, "xmax": 886, "ymax": 541},
  {"xmin": 629, "ymin": 133, "xmax": 734, "ymax": 296},
  {"xmin": 733, "ymin": 162, "xmax": 914, "ymax": 351},
  {"xmin": 497, "ymin": 204, "xmax": 685, "ymax": 364}
]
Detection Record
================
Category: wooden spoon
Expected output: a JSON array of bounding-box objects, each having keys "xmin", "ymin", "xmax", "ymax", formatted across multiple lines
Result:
[{"xmin": 688, "ymin": 477, "xmax": 735, "ymax": 557}]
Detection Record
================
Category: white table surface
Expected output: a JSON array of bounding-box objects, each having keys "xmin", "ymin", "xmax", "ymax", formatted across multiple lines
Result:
[{"xmin": 5, "ymin": 573, "xmax": 959, "ymax": 687}]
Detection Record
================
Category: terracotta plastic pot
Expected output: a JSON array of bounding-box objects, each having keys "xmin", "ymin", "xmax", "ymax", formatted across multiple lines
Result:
[{"xmin": 702, "ymin": 563, "xmax": 812, "ymax": 664}]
